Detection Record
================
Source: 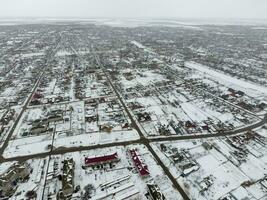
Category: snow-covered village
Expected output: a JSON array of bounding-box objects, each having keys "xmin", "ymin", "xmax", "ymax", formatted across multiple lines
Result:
[{"xmin": 0, "ymin": 11, "xmax": 267, "ymax": 200}]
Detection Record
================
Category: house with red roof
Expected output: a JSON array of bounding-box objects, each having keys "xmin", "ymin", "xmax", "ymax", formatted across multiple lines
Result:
[
  {"xmin": 129, "ymin": 149, "xmax": 150, "ymax": 177},
  {"xmin": 84, "ymin": 152, "xmax": 120, "ymax": 167}
]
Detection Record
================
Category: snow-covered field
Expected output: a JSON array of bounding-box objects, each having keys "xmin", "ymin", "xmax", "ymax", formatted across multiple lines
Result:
[{"xmin": 185, "ymin": 61, "xmax": 267, "ymax": 98}]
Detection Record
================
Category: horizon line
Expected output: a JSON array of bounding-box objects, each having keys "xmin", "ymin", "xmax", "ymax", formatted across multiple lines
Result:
[{"xmin": 0, "ymin": 16, "xmax": 267, "ymax": 21}]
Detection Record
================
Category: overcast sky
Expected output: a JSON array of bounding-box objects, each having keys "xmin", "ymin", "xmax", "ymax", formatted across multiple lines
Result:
[{"xmin": 0, "ymin": 0, "xmax": 266, "ymax": 19}]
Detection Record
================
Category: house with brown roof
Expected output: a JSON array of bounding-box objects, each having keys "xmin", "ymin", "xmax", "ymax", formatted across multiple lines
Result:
[{"xmin": 61, "ymin": 158, "xmax": 75, "ymax": 198}]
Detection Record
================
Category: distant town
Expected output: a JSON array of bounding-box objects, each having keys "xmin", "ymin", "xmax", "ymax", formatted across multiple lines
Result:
[{"xmin": 0, "ymin": 20, "xmax": 266, "ymax": 200}]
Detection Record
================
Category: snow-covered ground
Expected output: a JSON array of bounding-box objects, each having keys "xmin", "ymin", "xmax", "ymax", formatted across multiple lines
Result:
[
  {"xmin": 43, "ymin": 144, "xmax": 183, "ymax": 200},
  {"xmin": 185, "ymin": 61, "xmax": 267, "ymax": 98},
  {"xmin": 151, "ymin": 129, "xmax": 267, "ymax": 200}
]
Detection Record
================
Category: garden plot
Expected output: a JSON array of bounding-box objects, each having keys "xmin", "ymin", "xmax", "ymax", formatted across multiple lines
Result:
[
  {"xmin": 119, "ymin": 69, "xmax": 166, "ymax": 89},
  {"xmin": 151, "ymin": 136, "xmax": 267, "ymax": 200}
]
